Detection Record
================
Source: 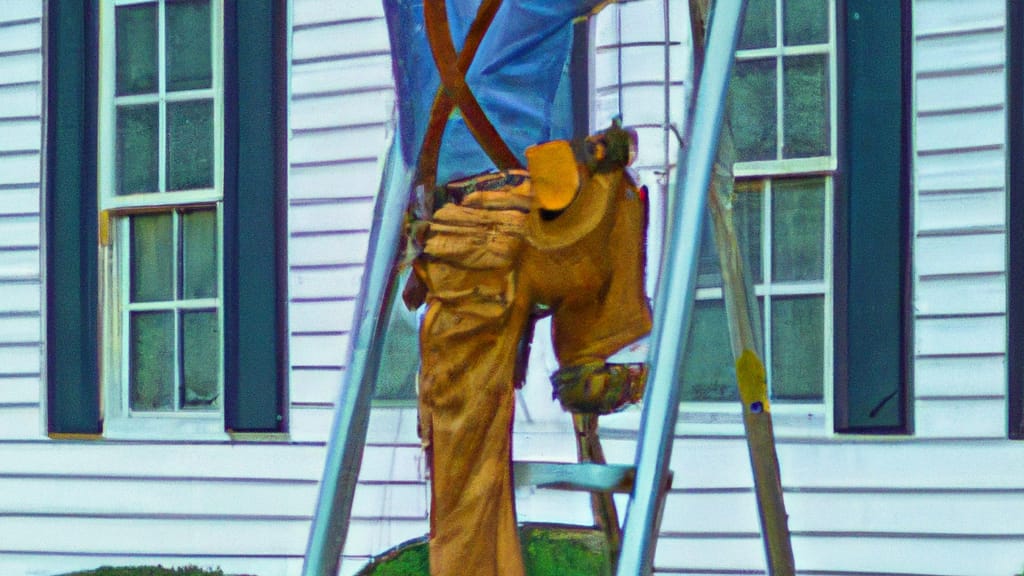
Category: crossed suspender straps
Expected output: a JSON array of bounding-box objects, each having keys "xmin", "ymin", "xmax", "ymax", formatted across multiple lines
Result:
[{"xmin": 418, "ymin": 0, "xmax": 524, "ymax": 191}]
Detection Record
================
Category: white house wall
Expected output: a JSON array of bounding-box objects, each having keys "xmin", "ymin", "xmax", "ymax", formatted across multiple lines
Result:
[{"xmin": 0, "ymin": 0, "xmax": 1022, "ymax": 575}]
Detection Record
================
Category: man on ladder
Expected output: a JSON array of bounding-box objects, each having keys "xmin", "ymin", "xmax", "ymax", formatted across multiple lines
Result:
[{"xmin": 384, "ymin": 1, "xmax": 653, "ymax": 574}]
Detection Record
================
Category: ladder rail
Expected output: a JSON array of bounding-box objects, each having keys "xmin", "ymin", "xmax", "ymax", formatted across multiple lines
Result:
[
  {"xmin": 302, "ymin": 135, "xmax": 413, "ymax": 576},
  {"xmin": 614, "ymin": 1, "xmax": 748, "ymax": 574}
]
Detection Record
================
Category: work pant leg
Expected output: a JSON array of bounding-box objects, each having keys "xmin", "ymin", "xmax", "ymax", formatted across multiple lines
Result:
[{"xmin": 417, "ymin": 204, "xmax": 529, "ymax": 576}]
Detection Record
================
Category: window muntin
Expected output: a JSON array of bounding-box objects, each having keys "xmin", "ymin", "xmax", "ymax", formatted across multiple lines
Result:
[
  {"xmin": 681, "ymin": 0, "xmax": 835, "ymax": 406},
  {"xmin": 99, "ymin": 0, "xmax": 224, "ymax": 424},
  {"xmin": 682, "ymin": 177, "xmax": 831, "ymax": 403}
]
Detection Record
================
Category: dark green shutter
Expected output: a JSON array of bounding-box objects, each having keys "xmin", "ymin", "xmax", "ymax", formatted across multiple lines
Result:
[
  {"xmin": 834, "ymin": 0, "xmax": 911, "ymax": 432},
  {"xmin": 46, "ymin": 0, "xmax": 102, "ymax": 435},
  {"xmin": 222, "ymin": 0, "xmax": 288, "ymax": 432},
  {"xmin": 1007, "ymin": 0, "xmax": 1024, "ymax": 440}
]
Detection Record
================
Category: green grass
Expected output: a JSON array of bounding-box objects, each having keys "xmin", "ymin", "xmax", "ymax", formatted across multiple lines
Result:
[
  {"xmin": 358, "ymin": 524, "xmax": 612, "ymax": 576},
  {"xmin": 63, "ymin": 566, "xmax": 226, "ymax": 576}
]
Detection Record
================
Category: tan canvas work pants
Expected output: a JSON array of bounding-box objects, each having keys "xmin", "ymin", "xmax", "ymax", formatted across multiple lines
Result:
[{"xmin": 415, "ymin": 143, "xmax": 652, "ymax": 576}]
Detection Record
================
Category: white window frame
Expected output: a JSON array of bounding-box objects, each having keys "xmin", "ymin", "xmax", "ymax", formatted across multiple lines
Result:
[{"xmin": 97, "ymin": 0, "xmax": 228, "ymax": 439}]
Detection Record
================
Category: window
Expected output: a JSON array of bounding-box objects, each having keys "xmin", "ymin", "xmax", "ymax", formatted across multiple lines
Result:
[
  {"xmin": 45, "ymin": 0, "xmax": 287, "ymax": 437},
  {"xmin": 682, "ymin": 0, "xmax": 836, "ymax": 407},
  {"xmin": 680, "ymin": 0, "xmax": 910, "ymax": 433}
]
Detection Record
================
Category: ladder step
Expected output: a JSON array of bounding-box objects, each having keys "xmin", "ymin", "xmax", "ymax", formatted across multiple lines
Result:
[{"xmin": 514, "ymin": 461, "xmax": 636, "ymax": 493}]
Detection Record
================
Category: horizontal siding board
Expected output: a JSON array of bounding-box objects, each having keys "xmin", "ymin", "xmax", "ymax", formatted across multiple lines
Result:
[
  {"xmin": 0, "ymin": 315, "xmax": 40, "ymax": 343},
  {"xmin": 293, "ymin": 0, "xmax": 385, "ymax": 25},
  {"xmin": 288, "ymin": 333, "xmax": 349, "ymax": 369},
  {"xmin": 0, "ymin": 476, "xmax": 423, "ymax": 521},
  {"xmin": 0, "ymin": 2, "xmax": 41, "ymax": 24},
  {"xmin": 0, "ymin": 51, "xmax": 42, "ymax": 85},
  {"xmin": 916, "ymin": 189, "xmax": 1005, "ymax": 233},
  {"xmin": 915, "ymin": 29, "xmax": 1004, "ymax": 76},
  {"xmin": 915, "ymin": 146, "xmax": 1004, "ymax": 192},
  {"xmin": 289, "ymin": 299, "xmax": 356, "ymax": 334},
  {"xmin": 290, "ymin": 55, "xmax": 394, "ymax": 98},
  {"xmin": 652, "ymin": 535, "xmax": 763, "ymax": 572},
  {"xmin": 915, "ymin": 273, "xmax": 1005, "ymax": 316},
  {"xmin": 290, "ymin": 125, "xmax": 389, "ymax": 166},
  {"xmin": 0, "ymin": 403, "xmax": 41, "ymax": 439},
  {"xmin": 0, "ymin": 118, "xmax": 41, "ymax": 152},
  {"xmin": 0, "ymin": 376, "xmax": 39, "ymax": 404},
  {"xmin": 290, "ymin": 199, "xmax": 376, "ymax": 234},
  {"xmin": 0, "ymin": 442, "xmax": 328, "ymax": 481},
  {"xmin": 290, "ymin": 91, "xmax": 393, "ymax": 132},
  {"xmin": 288, "ymin": 266, "xmax": 363, "ymax": 300},
  {"xmin": 292, "ymin": 19, "xmax": 389, "ymax": 63},
  {"xmin": 0, "ymin": 280, "xmax": 41, "ymax": 312},
  {"xmin": 0, "ymin": 343, "xmax": 40, "ymax": 374},
  {"xmin": 916, "ymin": 68, "xmax": 1004, "ymax": 115},
  {"xmin": 288, "ymin": 233, "xmax": 370, "ymax": 267},
  {"xmin": 792, "ymin": 534, "xmax": 1024, "ymax": 576},
  {"xmin": 0, "ymin": 248, "xmax": 40, "ymax": 278},
  {"xmin": 0, "ymin": 214, "xmax": 39, "ymax": 248},
  {"xmin": 0, "ymin": 82, "xmax": 41, "ymax": 120},
  {"xmin": 913, "ymin": 0, "xmax": 1004, "ymax": 37},
  {"xmin": 915, "ymin": 232, "xmax": 1005, "ymax": 276},
  {"xmin": 0, "ymin": 19, "xmax": 41, "ymax": 52},
  {"xmin": 594, "ymin": 44, "xmax": 688, "ymax": 87},
  {"xmin": 915, "ymin": 315, "xmax": 1006, "ymax": 356},
  {"xmin": 0, "ymin": 516, "xmax": 310, "ymax": 556},
  {"xmin": 342, "ymin": 518, "xmax": 428, "ymax": 558},
  {"xmin": 289, "ymin": 160, "xmax": 383, "ymax": 200},
  {"xmin": 0, "ymin": 151, "xmax": 41, "ymax": 185},
  {"xmin": 916, "ymin": 109, "xmax": 1004, "ymax": 153},
  {"xmin": 289, "ymin": 367, "xmax": 343, "ymax": 404},
  {"xmin": 0, "ymin": 186, "xmax": 40, "ymax": 215},
  {"xmin": 915, "ymin": 397, "xmax": 1008, "ymax": 438},
  {"xmin": 914, "ymin": 354, "xmax": 1007, "ymax": 398}
]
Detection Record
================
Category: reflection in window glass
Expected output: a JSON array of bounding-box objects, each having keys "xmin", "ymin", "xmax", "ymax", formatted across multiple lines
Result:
[
  {"xmin": 784, "ymin": 0, "xmax": 829, "ymax": 45},
  {"xmin": 131, "ymin": 213, "xmax": 174, "ymax": 302},
  {"xmin": 130, "ymin": 311, "xmax": 175, "ymax": 411},
  {"xmin": 166, "ymin": 0, "xmax": 213, "ymax": 92},
  {"xmin": 696, "ymin": 181, "xmax": 763, "ymax": 288},
  {"xmin": 730, "ymin": 59, "xmax": 777, "ymax": 162},
  {"xmin": 783, "ymin": 54, "xmax": 830, "ymax": 158},
  {"xmin": 181, "ymin": 209, "xmax": 218, "ymax": 299},
  {"xmin": 167, "ymin": 100, "xmax": 215, "ymax": 190},
  {"xmin": 771, "ymin": 296, "xmax": 824, "ymax": 400},
  {"xmin": 115, "ymin": 4, "xmax": 157, "ymax": 96},
  {"xmin": 681, "ymin": 301, "xmax": 739, "ymax": 402},
  {"xmin": 772, "ymin": 178, "xmax": 825, "ymax": 282},
  {"xmin": 117, "ymin": 104, "xmax": 159, "ymax": 194},
  {"xmin": 739, "ymin": 0, "xmax": 776, "ymax": 50},
  {"xmin": 182, "ymin": 310, "xmax": 220, "ymax": 410}
]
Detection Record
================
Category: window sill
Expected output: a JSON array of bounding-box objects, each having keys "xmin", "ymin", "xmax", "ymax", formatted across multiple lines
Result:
[
  {"xmin": 598, "ymin": 402, "xmax": 829, "ymax": 439},
  {"xmin": 103, "ymin": 414, "xmax": 230, "ymax": 442}
]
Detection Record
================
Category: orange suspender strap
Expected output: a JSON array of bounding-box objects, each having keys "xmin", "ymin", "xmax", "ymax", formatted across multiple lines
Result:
[{"xmin": 419, "ymin": 0, "xmax": 523, "ymax": 191}]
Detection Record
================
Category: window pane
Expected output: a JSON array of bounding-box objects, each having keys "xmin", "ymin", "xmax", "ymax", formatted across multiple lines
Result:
[
  {"xmin": 115, "ymin": 4, "xmax": 158, "ymax": 95},
  {"xmin": 181, "ymin": 209, "xmax": 218, "ymax": 299},
  {"xmin": 181, "ymin": 310, "xmax": 220, "ymax": 410},
  {"xmin": 739, "ymin": 0, "xmax": 776, "ymax": 50},
  {"xmin": 784, "ymin": 0, "xmax": 828, "ymax": 45},
  {"xmin": 730, "ymin": 59, "xmax": 777, "ymax": 162},
  {"xmin": 167, "ymin": 100, "xmax": 214, "ymax": 190},
  {"xmin": 783, "ymin": 54, "xmax": 830, "ymax": 158},
  {"xmin": 116, "ymin": 104, "xmax": 159, "ymax": 194},
  {"xmin": 681, "ymin": 300, "xmax": 739, "ymax": 402},
  {"xmin": 373, "ymin": 295, "xmax": 421, "ymax": 401},
  {"xmin": 696, "ymin": 181, "xmax": 763, "ymax": 288},
  {"xmin": 771, "ymin": 296, "xmax": 824, "ymax": 400},
  {"xmin": 772, "ymin": 178, "xmax": 825, "ymax": 282},
  {"xmin": 131, "ymin": 213, "xmax": 174, "ymax": 302},
  {"xmin": 130, "ymin": 311, "xmax": 175, "ymax": 411},
  {"xmin": 167, "ymin": 0, "xmax": 213, "ymax": 91}
]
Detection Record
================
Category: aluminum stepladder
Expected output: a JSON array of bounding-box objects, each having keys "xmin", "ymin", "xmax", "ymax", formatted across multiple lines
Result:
[{"xmin": 301, "ymin": 1, "xmax": 749, "ymax": 574}]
